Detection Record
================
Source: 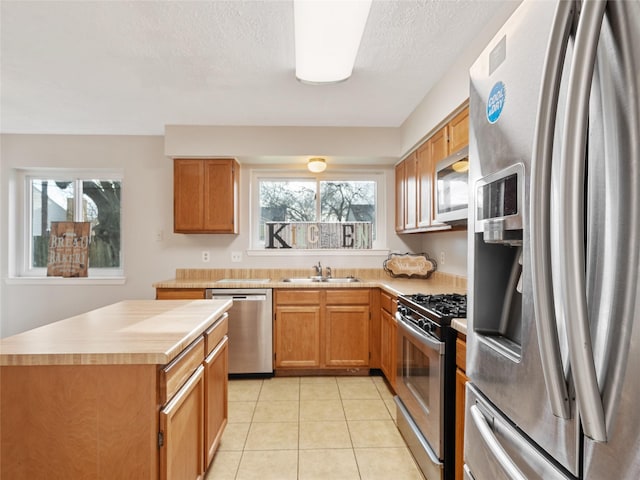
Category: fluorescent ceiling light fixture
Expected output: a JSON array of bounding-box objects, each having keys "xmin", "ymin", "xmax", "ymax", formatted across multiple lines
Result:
[
  {"xmin": 307, "ymin": 157, "xmax": 327, "ymax": 172},
  {"xmin": 294, "ymin": 0, "xmax": 372, "ymax": 84}
]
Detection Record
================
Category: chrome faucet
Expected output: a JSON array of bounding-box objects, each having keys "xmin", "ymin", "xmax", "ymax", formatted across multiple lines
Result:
[{"xmin": 313, "ymin": 261, "xmax": 322, "ymax": 277}]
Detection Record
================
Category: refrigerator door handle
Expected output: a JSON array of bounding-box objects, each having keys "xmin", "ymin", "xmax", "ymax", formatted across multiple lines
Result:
[
  {"xmin": 559, "ymin": 0, "xmax": 607, "ymax": 442},
  {"xmin": 530, "ymin": 0, "xmax": 575, "ymax": 420},
  {"xmin": 469, "ymin": 405, "xmax": 527, "ymax": 480}
]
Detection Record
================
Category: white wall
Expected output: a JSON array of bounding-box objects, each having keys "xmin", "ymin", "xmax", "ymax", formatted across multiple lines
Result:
[
  {"xmin": 402, "ymin": 0, "xmax": 521, "ymax": 277},
  {"xmin": 401, "ymin": 0, "xmax": 521, "ymax": 154},
  {"xmin": 0, "ymin": 2, "xmax": 520, "ymax": 335},
  {"xmin": 0, "ymin": 134, "xmax": 421, "ymax": 336},
  {"xmin": 1, "ymin": 135, "xmax": 168, "ymax": 336}
]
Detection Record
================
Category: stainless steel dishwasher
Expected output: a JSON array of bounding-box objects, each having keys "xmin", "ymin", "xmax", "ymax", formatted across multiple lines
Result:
[{"xmin": 206, "ymin": 288, "xmax": 273, "ymax": 377}]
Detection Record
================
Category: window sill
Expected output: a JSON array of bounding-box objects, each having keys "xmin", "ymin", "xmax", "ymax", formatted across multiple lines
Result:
[
  {"xmin": 5, "ymin": 276, "xmax": 127, "ymax": 286},
  {"xmin": 247, "ymin": 249, "xmax": 390, "ymax": 257}
]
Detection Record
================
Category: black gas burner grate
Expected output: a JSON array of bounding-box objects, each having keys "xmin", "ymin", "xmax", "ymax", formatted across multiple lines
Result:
[{"xmin": 401, "ymin": 293, "xmax": 467, "ymax": 320}]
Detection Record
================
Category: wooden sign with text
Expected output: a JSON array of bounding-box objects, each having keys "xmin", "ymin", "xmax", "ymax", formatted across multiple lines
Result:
[
  {"xmin": 47, "ymin": 222, "xmax": 91, "ymax": 277},
  {"xmin": 265, "ymin": 222, "xmax": 372, "ymax": 249}
]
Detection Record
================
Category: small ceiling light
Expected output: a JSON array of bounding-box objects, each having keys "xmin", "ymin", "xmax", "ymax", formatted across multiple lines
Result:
[
  {"xmin": 307, "ymin": 157, "xmax": 327, "ymax": 173},
  {"xmin": 452, "ymin": 159, "xmax": 470, "ymax": 173},
  {"xmin": 294, "ymin": 0, "xmax": 373, "ymax": 84}
]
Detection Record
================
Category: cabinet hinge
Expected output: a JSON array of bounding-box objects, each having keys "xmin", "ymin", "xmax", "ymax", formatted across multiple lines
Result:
[{"xmin": 158, "ymin": 431, "xmax": 164, "ymax": 448}]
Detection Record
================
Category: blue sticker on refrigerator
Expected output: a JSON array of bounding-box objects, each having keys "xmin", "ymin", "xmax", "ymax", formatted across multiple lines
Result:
[{"xmin": 487, "ymin": 81, "xmax": 506, "ymax": 123}]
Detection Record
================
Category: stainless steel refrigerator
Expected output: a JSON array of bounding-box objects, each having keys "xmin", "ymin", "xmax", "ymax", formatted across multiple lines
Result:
[{"xmin": 465, "ymin": 0, "xmax": 640, "ymax": 479}]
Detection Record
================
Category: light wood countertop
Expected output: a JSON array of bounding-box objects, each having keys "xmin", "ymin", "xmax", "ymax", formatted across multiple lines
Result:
[
  {"xmin": 0, "ymin": 299, "xmax": 232, "ymax": 366},
  {"xmin": 153, "ymin": 268, "xmax": 467, "ymax": 297},
  {"xmin": 452, "ymin": 318, "xmax": 468, "ymax": 335}
]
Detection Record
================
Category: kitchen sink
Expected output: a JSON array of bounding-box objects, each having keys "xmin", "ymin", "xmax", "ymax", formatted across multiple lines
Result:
[{"xmin": 281, "ymin": 277, "xmax": 360, "ymax": 283}]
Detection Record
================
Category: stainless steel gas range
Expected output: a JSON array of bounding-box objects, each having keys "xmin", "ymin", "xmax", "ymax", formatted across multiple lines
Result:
[{"xmin": 394, "ymin": 293, "xmax": 466, "ymax": 480}]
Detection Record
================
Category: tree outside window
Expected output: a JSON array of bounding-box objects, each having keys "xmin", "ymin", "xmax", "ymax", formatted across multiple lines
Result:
[
  {"xmin": 258, "ymin": 178, "xmax": 376, "ymax": 243},
  {"xmin": 30, "ymin": 178, "xmax": 122, "ymax": 270}
]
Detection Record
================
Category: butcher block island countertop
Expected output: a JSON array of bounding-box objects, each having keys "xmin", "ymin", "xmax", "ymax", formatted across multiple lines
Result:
[
  {"xmin": 1, "ymin": 299, "xmax": 232, "ymax": 480},
  {"xmin": 0, "ymin": 299, "xmax": 232, "ymax": 366}
]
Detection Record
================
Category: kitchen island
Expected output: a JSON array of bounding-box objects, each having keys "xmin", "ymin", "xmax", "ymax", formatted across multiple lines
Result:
[{"xmin": 0, "ymin": 299, "xmax": 232, "ymax": 480}]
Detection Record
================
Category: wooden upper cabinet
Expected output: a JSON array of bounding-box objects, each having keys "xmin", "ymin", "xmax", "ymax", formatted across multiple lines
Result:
[
  {"xmin": 448, "ymin": 107, "xmax": 470, "ymax": 154},
  {"xmin": 416, "ymin": 142, "xmax": 431, "ymax": 229},
  {"xmin": 174, "ymin": 158, "xmax": 239, "ymax": 234},
  {"xmin": 431, "ymin": 124, "xmax": 450, "ymax": 164},
  {"xmin": 404, "ymin": 152, "xmax": 418, "ymax": 231},
  {"xmin": 395, "ymin": 104, "xmax": 469, "ymax": 233},
  {"xmin": 417, "ymin": 125, "xmax": 447, "ymax": 229},
  {"xmin": 174, "ymin": 159, "xmax": 205, "ymax": 232},
  {"xmin": 395, "ymin": 161, "xmax": 405, "ymax": 233}
]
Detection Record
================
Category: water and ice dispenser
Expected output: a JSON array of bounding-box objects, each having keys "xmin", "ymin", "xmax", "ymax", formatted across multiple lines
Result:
[{"xmin": 473, "ymin": 164, "xmax": 525, "ymax": 360}]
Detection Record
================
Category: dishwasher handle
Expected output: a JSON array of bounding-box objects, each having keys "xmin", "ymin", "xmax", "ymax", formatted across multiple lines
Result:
[
  {"xmin": 214, "ymin": 295, "xmax": 266, "ymax": 301},
  {"xmin": 206, "ymin": 289, "xmax": 269, "ymax": 301}
]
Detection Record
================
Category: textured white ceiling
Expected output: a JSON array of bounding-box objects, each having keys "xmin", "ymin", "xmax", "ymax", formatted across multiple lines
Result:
[{"xmin": 1, "ymin": 0, "xmax": 511, "ymax": 135}]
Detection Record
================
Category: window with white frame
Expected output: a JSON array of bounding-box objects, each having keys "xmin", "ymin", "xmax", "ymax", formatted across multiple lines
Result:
[
  {"xmin": 18, "ymin": 170, "xmax": 123, "ymax": 277},
  {"xmin": 252, "ymin": 170, "xmax": 384, "ymax": 250}
]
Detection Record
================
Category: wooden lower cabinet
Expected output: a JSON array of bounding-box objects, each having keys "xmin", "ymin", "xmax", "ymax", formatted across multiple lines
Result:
[
  {"xmin": 152, "ymin": 314, "xmax": 231, "ymax": 480},
  {"xmin": 379, "ymin": 290, "xmax": 397, "ymax": 389},
  {"xmin": 325, "ymin": 305, "xmax": 369, "ymax": 367},
  {"xmin": 455, "ymin": 335, "xmax": 468, "ymax": 480},
  {"xmin": 380, "ymin": 308, "xmax": 397, "ymax": 389},
  {"xmin": 204, "ymin": 336, "xmax": 228, "ymax": 467},
  {"xmin": 160, "ymin": 366, "xmax": 206, "ymax": 480},
  {"xmin": 1, "ymin": 364, "xmax": 159, "ymax": 480},
  {"xmin": 274, "ymin": 289, "xmax": 371, "ymax": 371},
  {"xmin": 156, "ymin": 288, "xmax": 207, "ymax": 300},
  {"xmin": 0, "ymin": 313, "xmax": 229, "ymax": 480},
  {"xmin": 274, "ymin": 304, "xmax": 321, "ymax": 368}
]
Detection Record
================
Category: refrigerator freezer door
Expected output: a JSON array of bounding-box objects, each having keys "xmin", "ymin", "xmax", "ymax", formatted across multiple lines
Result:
[
  {"xmin": 582, "ymin": 0, "xmax": 640, "ymax": 477},
  {"xmin": 464, "ymin": 384, "xmax": 572, "ymax": 480},
  {"xmin": 468, "ymin": 0, "xmax": 580, "ymax": 475}
]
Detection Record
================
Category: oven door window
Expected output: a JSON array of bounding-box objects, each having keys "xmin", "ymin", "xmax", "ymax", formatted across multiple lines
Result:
[{"xmin": 399, "ymin": 325, "xmax": 445, "ymax": 458}]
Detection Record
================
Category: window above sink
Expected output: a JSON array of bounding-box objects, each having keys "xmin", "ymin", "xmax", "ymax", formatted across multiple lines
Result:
[{"xmin": 249, "ymin": 168, "xmax": 388, "ymax": 253}]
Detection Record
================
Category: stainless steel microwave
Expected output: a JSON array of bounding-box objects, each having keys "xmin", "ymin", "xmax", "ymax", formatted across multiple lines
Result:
[{"xmin": 434, "ymin": 146, "xmax": 469, "ymax": 223}]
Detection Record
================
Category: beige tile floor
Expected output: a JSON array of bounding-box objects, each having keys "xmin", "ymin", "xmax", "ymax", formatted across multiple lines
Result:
[{"xmin": 205, "ymin": 375, "xmax": 426, "ymax": 480}]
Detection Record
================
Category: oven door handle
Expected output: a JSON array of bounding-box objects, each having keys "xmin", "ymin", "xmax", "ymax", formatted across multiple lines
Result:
[{"xmin": 396, "ymin": 314, "xmax": 445, "ymax": 354}]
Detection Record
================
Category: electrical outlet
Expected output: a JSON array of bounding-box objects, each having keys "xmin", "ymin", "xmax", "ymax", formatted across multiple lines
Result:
[
  {"xmin": 231, "ymin": 251, "xmax": 242, "ymax": 263},
  {"xmin": 154, "ymin": 229, "xmax": 164, "ymax": 242},
  {"xmin": 202, "ymin": 251, "xmax": 210, "ymax": 262},
  {"xmin": 439, "ymin": 251, "xmax": 446, "ymax": 265}
]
